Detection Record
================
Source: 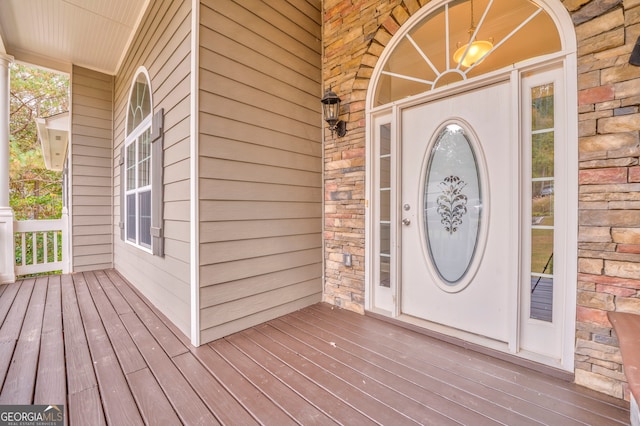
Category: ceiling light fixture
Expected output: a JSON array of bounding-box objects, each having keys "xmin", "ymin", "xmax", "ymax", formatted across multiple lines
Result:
[{"xmin": 453, "ymin": 0, "xmax": 493, "ymax": 68}]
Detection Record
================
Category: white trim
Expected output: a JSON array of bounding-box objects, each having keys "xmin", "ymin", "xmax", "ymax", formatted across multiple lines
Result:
[
  {"xmin": 508, "ymin": 69, "xmax": 521, "ymax": 354},
  {"xmin": 364, "ymin": 0, "xmax": 578, "ymax": 370},
  {"xmin": 190, "ymin": 0, "xmax": 200, "ymax": 347},
  {"xmin": 68, "ymin": 69, "xmax": 74, "ymax": 272},
  {"xmin": 0, "ymin": 54, "xmax": 14, "ymax": 284},
  {"xmin": 562, "ymin": 52, "xmax": 578, "ymax": 373}
]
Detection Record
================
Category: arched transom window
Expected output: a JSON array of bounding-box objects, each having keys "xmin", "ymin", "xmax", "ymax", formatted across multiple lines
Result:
[
  {"xmin": 374, "ymin": 0, "xmax": 562, "ymax": 106},
  {"xmin": 124, "ymin": 68, "xmax": 153, "ymax": 251}
]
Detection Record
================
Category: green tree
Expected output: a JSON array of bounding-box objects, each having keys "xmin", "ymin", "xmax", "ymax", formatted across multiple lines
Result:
[{"xmin": 9, "ymin": 64, "xmax": 69, "ymax": 220}]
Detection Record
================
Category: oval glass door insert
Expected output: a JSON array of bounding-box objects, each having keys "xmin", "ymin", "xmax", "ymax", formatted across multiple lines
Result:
[{"xmin": 424, "ymin": 123, "xmax": 482, "ymax": 286}]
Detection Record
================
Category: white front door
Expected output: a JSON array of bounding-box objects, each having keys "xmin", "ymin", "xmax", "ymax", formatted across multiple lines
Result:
[{"xmin": 400, "ymin": 81, "xmax": 516, "ymax": 343}]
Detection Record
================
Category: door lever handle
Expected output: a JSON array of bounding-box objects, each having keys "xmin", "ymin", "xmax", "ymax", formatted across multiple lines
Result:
[{"xmin": 402, "ymin": 218, "xmax": 411, "ymax": 226}]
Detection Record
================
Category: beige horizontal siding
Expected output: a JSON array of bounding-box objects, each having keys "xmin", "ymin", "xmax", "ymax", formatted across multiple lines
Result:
[
  {"xmin": 71, "ymin": 66, "xmax": 114, "ymax": 272},
  {"xmin": 112, "ymin": 0, "xmax": 192, "ymax": 336},
  {"xmin": 198, "ymin": 0, "xmax": 323, "ymax": 343}
]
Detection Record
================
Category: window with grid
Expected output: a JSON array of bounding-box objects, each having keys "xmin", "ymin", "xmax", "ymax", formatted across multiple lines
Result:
[{"xmin": 124, "ymin": 71, "xmax": 152, "ymax": 251}]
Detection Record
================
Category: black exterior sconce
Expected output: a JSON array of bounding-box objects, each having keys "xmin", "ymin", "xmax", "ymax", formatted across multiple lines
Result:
[
  {"xmin": 321, "ymin": 87, "xmax": 347, "ymax": 137},
  {"xmin": 630, "ymin": 36, "xmax": 640, "ymax": 66}
]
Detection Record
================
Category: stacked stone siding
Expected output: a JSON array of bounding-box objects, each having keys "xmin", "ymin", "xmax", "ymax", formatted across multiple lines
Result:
[
  {"xmin": 574, "ymin": 0, "xmax": 640, "ymax": 400},
  {"xmin": 323, "ymin": 0, "xmax": 640, "ymax": 400}
]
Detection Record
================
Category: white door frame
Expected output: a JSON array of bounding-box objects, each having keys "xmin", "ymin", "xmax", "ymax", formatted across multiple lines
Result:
[{"xmin": 364, "ymin": 0, "xmax": 578, "ymax": 371}]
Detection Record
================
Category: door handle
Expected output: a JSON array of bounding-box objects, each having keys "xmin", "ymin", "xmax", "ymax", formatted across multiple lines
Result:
[{"xmin": 402, "ymin": 218, "xmax": 411, "ymax": 226}]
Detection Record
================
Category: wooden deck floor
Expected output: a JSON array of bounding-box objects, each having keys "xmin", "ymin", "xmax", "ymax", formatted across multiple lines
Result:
[{"xmin": 0, "ymin": 270, "xmax": 630, "ymax": 425}]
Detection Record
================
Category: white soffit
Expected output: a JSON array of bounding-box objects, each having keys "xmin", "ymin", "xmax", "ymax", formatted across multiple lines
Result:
[
  {"xmin": 35, "ymin": 112, "xmax": 69, "ymax": 171},
  {"xmin": 0, "ymin": 0, "xmax": 148, "ymax": 75}
]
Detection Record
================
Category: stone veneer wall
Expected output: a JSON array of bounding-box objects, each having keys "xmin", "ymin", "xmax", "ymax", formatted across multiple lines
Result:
[{"xmin": 323, "ymin": 0, "xmax": 640, "ymax": 400}]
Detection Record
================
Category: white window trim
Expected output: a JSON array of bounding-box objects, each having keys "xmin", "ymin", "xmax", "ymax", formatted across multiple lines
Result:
[
  {"xmin": 124, "ymin": 116, "xmax": 153, "ymax": 253},
  {"xmin": 124, "ymin": 67, "xmax": 154, "ymax": 254}
]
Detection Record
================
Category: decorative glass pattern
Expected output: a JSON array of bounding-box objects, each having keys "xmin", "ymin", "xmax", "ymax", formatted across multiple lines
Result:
[
  {"xmin": 424, "ymin": 124, "xmax": 481, "ymax": 285},
  {"xmin": 436, "ymin": 175, "xmax": 468, "ymax": 234}
]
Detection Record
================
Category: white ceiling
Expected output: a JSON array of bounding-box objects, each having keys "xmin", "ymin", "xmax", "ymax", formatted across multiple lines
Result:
[{"xmin": 0, "ymin": 0, "xmax": 148, "ymax": 75}]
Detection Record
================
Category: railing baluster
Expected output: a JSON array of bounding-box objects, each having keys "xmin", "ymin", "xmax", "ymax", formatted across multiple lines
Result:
[
  {"xmin": 32, "ymin": 232, "xmax": 37, "ymax": 265},
  {"xmin": 54, "ymin": 231, "xmax": 59, "ymax": 263},
  {"xmin": 21, "ymin": 233, "xmax": 26, "ymax": 267},
  {"xmin": 43, "ymin": 231, "xmax": 49, "ymax": 265}
]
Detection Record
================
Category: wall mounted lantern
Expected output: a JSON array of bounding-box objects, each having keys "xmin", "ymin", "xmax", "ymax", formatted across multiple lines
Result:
[{"xmin": 321, "ymin": 87, "xmax": 347, "ymax": 137}]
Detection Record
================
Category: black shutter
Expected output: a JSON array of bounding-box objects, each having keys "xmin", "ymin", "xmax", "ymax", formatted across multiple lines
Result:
[{"xmin": 150, "ymin": 108, "xmax": 164, "ymax": 257}]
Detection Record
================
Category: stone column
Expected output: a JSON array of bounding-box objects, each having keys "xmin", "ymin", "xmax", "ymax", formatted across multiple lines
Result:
[{"xmin": 0, "ymin": 54, "xmax": 15, "ymax": 284}]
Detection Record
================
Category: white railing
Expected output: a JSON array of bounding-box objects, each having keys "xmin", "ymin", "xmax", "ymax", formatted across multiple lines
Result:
[{"xmin": 14, "ymin": 213, "xmax": 69, "ymax": 276}]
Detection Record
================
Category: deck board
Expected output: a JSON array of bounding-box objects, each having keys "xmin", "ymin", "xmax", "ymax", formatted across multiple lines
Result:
[
  {"xmin": 0, "ymin": 277, "xmax": 47, "ymax": 404},
  {"xmin": 0, "ymin": 270, "xmax": 631, "ymax": 425},
  {"xmin": 295, "ymin": 307, "xmax": 581, "ymax": 424},
  {"xmin": 127, "ymin": 368, "xmax": 182, "ymax": 426},
  {"xmin": 211, "ymin": 337, "xmax": 336, "ymax": 425},
  {"xmin": 84, "ymin": 271, "xmax": 146, "ymax": 374},
  {"xmin": 35, "ymin": 275, "xmax": 66, "ymax": 409},
  {"xmin": 228, "ymin": 331, "xmax": 373, "ymax": 425},
  {"xmin": 272, "ymin": 315, "xmax": 508, "ymax": 425},
  {"xmin": 119, "ymin": 311, "xmax": 219, "ymax": 426},
  {"xmin": 0, "ymin": 278, "xmax": 35, "ymax": 391},
  {"xmin": 173, "ymin": 351, "xmax": 259, "ymax": 425},
  {"xmin": 71, "ymin": 273, "xmax": 144, "ymax": 426},
  {"xmin": 253, "ymin": 321, "xmax": 439, "ymax": 425}
]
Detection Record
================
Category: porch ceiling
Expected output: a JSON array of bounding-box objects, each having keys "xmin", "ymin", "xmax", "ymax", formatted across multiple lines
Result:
[{"xmin": 0, "ymin": 0, "xmax": 148, "ymax": 75}]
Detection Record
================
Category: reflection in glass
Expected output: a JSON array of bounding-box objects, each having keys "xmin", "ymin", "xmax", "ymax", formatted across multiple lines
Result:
[
  {"xmin": 531, "ymin": 182, "xmax": 554, "ymax": 226},
  {"xmin": 126, "ymin": 194, "xmax": 136, "ymax": 242},
  {"xmin": 380, "ymin": 255, "xmax": 391, "ymax": 288},
  {"xmin": 138, "ymin": 129, "xmax": 151, "ymax": 188},
  {"xmin": 139, "ymin": 191, "xmax": 152, "ymax": 248},
  {"xmin": 379, "ymin": 123, "xmax": 392, "ymax": 288},
  {"xmin": 530, "ymin": 83, "xmax": 555, "ymax": 322},
  {"xmin": 126, "ymin": 143, "xmax": 136, "ymax": 191},
  {"xmin": 532, "ymin": 83, "xmax": 554, "ymax": 131},
  {"xmin": 424, "ymin": 124, "xmax": 482, "ymax": 285},
  {"xmin": 532, "ymin": 132, "xmax": 554, "ymax": 179},
  {"xmin": 531, "ymin": 229, "xmax": 554, "ymax": 275},
  {"xmin": 380, "ymin": 222, "xmax": 391, "ymax": 287}
]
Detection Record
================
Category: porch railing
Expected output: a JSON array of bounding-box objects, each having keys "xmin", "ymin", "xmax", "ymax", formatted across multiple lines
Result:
[{"xmin": 14, "ymin": 213, "xmax": 69, "ymax": 276}]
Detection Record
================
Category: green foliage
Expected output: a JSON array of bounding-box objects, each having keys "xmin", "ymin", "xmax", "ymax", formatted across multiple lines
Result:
[{"xmin": 9, "ymin": 63, "xmax": 69, "ymax": 220}]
